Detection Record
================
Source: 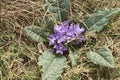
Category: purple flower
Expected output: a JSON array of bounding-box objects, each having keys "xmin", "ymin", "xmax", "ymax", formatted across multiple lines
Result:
[
  {"xmin": 49, "ymin": 34, "xmax": 56, "ymax": 45},
  {"xmin": 49, "ymin": 19, "xmax": 85, "ymax": 54},
  {"xmin": 60, "ymin": 19, "xmax": 70, "ymax": 26},
  {"xmin": 54, "ymin": 43, "xmax": 67, "ymax": 54},
  {"xmin": 54, "ymin": 24, "xmax": 68, "ymax": 34}
]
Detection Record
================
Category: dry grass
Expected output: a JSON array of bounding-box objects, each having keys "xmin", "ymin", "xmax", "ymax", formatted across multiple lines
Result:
[
  {"xmin": 0, "ymin": 0, "xmax": 42, "ymax": 79},
  {"xmin": 0, "ymin": 0, "xmax": 120, "ymax": 80}
]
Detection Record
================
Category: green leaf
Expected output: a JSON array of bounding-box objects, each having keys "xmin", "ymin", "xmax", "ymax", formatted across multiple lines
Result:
[
  {"xmin": 83, "ymin": 8, "xmax": 120, "ymax": 32},
  {"xmin": 37, "ymin": 16, "xmax": 54, "ymax": 33},
  {"xmin": 69, "ymin": 49, "xmax": 78, "ymax": 67},
  {"xmin": 43, "ymin": 0, "xmax": 70, "ymax": 22},
  {"xmin": 38, "ymin": 50, "xmax": 67, "ymax": 80},
  {"xmin": 86, "ymin": 46, "xmax": 114, "ymax": 68},
  {"xmin": 24, "ymin": 26, "xmax": 49, "ymax": 42}
]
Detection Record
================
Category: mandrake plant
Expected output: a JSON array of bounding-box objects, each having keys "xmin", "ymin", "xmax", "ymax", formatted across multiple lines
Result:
[{"xmin": 24, "ymin": 0, "xmax": 120, "ymax": 80}]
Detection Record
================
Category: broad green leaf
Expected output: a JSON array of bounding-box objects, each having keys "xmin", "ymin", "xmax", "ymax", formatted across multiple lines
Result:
[
  {"xmin": 83, "ymin": 8, "xmax": 120, "ymax": 32},
  {"xmin": 37, "ymin": 16, "xmax": 54, "ymax": 33},
  {"xmin": 86, "ymin": 46, "xmax": 114, "ymax": 68},
  {"xmin": 43, "ymin": 0, "xmax": 70, "ymax": 22},
  {"xmin": 24, "ymin": 26, "xmax": 50, "ymax": 42},
  {"xmin": 69, "ymin": 49, "xmax": 78, "ymax": 67},
  {"xmin": 38, "ymin": 50, "xmax": 67, "ymax": 80}
]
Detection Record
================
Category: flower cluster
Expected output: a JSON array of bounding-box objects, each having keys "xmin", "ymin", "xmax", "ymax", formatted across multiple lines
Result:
[{"xmin": 49, "ymin": 20, "xmax": 85, "ymax": 54}]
